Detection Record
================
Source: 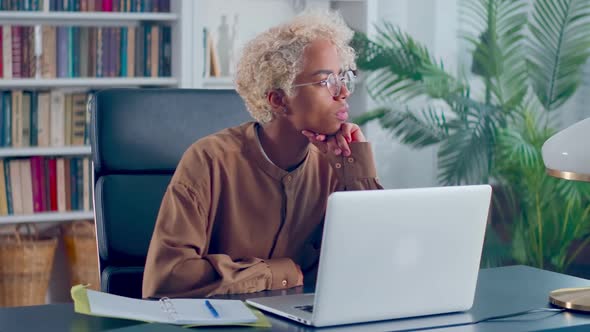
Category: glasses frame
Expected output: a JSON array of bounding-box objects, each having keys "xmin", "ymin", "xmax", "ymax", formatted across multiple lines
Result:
[{"xmin": 292, "ymin": 69, "xmax": 356, "ymax": 97}]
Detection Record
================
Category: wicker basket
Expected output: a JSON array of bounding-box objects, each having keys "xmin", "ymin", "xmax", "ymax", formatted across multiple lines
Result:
[
  {"xmin": 62, "ymin": 220, "xmax": 100, "ymax": 291},
  {"xmin": 0, "ymin": 224, "xmax": 58, "ymax": 307}
]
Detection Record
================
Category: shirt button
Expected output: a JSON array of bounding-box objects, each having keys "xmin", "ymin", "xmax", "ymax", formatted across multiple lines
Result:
[
  {"xmin": 347, "ymin": 157, "xmax": 355, "ymax": 163},
  {"xmin": 282, "ymin": 280, "xmax": 288, "ymax": 287},
  {"xmin": 286, "ymin": 175, "xmax": 292, "ymax": 182},
  {"xmin": 335, "ymin": 163, "xmax": 342, "ymax": 169}
]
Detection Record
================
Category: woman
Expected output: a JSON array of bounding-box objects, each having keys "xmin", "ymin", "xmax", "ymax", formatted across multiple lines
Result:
[{"xmin": 142, "ymin": 9, "xmax": 382, "ymax": 299}]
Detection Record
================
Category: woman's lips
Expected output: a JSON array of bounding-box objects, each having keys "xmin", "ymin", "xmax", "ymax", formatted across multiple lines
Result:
[{"xmin": 336, "ymin": 109, "xmax": 349, "ymax": 121}]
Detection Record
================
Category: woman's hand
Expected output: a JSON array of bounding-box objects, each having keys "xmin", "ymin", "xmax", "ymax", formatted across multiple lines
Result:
[
  {"xmin": 301, "ymin": 123, "xmax": 366, "ymax": 157},
  {"xmin": 295, "ymin": 264, "xmax": 304, "ymax": 286}
]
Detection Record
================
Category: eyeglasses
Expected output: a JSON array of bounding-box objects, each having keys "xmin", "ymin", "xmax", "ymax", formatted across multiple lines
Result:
[{"xmin": 292, "ymin": 70, "xmax": 356, "ymax": 97}]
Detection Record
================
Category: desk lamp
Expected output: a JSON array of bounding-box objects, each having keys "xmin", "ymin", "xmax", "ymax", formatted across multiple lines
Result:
[{"xmin": 542, "ymin": 117, "xmax": 590, "ymax": 311}]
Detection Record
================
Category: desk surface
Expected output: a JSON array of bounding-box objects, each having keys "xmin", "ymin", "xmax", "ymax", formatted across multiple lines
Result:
[{"xmin": 2, "ymin": 265, "xmax": 590, "ymax": 332}]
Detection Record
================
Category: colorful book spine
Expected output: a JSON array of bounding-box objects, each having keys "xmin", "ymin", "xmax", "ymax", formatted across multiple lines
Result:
[
  {"xmin": 2, "ymin": 92, "xmax": 11, "ymax": 147},
  {"xmin": 30, "ymin": 156, "xmax": 44, "ymax": 212},
  {"xmin": 0, "ymin": 26, "xmax": 3, "ymax": 78},
  {"xmin": 57, "ymin": 26, "xmax": 68, "ymax": 77},
  {"xmin": 2, "ymin": 25, "xmax": 12, "ymax": 79},
  {"xmin": 11, "ymin": 26, "xmax": 22, "ymax": 78},
  {"xmin": 48, "ymin": 157, "xmax": 57, "ymax": 211},
  {"xmin": 3, "ymin": 159, "xmax": 13, "ymax": 214}
]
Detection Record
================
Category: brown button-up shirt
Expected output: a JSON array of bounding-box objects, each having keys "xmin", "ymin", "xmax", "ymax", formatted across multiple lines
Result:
[{"xmin": 142, "ymin": 122, "xmax": 382, "ymax": 298}]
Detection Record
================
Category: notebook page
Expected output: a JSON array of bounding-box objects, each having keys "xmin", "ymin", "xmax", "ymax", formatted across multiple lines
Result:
[
  {"xmin": 86, "ymin": 289, "xmax": 170, "ymax": 323},
  {"xmin": 171, "ymin": 299, "xmax": 257, "ymax": 324}
]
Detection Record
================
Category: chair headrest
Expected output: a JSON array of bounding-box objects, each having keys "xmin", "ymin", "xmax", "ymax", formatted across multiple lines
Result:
[{"xmin": 91, "ymin": 88, "xmax": 251, "ymax": 175}]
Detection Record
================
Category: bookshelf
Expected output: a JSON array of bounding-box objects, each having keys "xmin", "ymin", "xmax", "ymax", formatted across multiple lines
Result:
[
  {"xmin": 0, "ymin": 210, "xmax": 93, "ymax": 224},
  {"xmin": 202, "ymin": 77, "xmax": 233, "ymax": 90},
  {"xmin": 0, "ymin": 146, "xmax": 90, "ymax": 158},
  {"xmin": 0, "ymin": 0, "xmax": 192, "ymax": 227},
  {"xmin": 0, "ymin": 0, "xmax": 192, "ymax": 304},
  {"xmin": 0, "ymin": 11, "xmax": 178, "ymax": 25},
  {"xmin": 0, "ymin": 77, "xmax": 178, "ymax": 88}
]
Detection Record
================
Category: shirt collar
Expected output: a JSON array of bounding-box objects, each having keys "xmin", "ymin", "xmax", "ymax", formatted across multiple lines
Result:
[{"xmin": 244, "ymin": 122, "xmax": 310, "ymax": 181}]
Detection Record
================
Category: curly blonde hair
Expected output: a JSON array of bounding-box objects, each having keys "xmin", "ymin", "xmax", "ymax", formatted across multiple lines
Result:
[{"xmin": 235, "ymin": 9, "xmax": 356, "ymax": 123}]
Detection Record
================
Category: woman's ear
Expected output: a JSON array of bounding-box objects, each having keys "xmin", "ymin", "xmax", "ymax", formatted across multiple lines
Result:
[{"xmin": 267, "ymin": 89, "xmax": 288, "ymax": 115}]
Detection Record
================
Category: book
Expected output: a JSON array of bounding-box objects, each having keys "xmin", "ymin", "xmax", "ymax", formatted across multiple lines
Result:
[
  {"xmin": 20, "ymin": 91, "xmax": 31, "ymax": 147},
  {"xmin": 70, "ymin": 93, "xmax": 87, "ymax": 145},
  {"xmin": 19, "ymin": 158, "xmax": 34, "ymax": 214},
  {"xmin": 49, "ymin": 90, "xmax": 65, "ymax": 147},
  {"xmin": 56, "ymin": 157, "xmax": 66, "ymax": 212},
  {"xmin": 0, "ymin": 26, "xmax": 3, "ymax": 78},
  {"xmin": 70, "ymin": 285, "xmax": 271, "ymax": 327},
  {"xmin": 30, "ymin": 156, "xmax": 44, "ymax": 212},
  {"xmin": 47, "ymin": 157, "xmax": 57, "ymax": 211},
  {"xmin": 11, "ymin": 90, "xmax": 22, "ymax": 147},
  {"xmin": 0, "ymin": 159, "xmax": 7, "ymax": 215},
  {"xmin": 9, "ymin": 160, "xmax": 23, "ymax": 215},
  {"xmin": 36, "ymin": 91, "xmax": 51, "ymax": 147},
  {"xmin": 2, "ymin": 25, "xmax": 12, "ymax": 79}
]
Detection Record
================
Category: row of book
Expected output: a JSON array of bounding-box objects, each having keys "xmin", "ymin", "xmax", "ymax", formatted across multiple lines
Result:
[
  {"xmin": 0, "ymin": 157, "xmax": 92, "ymax": 216},
  {"xmin": 0, "ymin": 0, "xmax": 171, "ymax": 12},
  {"xmin": 0, "ymin": 90, "xmax": 91, "ymax": 148},
  {"xmin": 0, "ymin": 24, "xmax": 172, "ymax": 78}
]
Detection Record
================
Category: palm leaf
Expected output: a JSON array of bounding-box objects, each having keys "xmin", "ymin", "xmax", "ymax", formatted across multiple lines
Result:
[
  {"xmin": 421, "ymin": 64, "xmax": 467, "ymax": 99},
  {"xmin": 447, "ymin": 93, "xmax": 508, "ymax": 127},
  {"xmin": 437, "ymin": 127, "xmax": 491, "ymax": 185},
  {"xmin": 377, "ymin": 105, "xmax": 450, "ymax": 148},
  {"xmin": 528, "ymin": 0, "xmax": 590, "ymax": 111},
  {"xmin": 462, "ymin": 0, "xmax": 503, "ymax": 78},
  {"xmin": 437, "ymin": 94, "xmax": 505, "ymax": 184},
  {"xmin": 495, "ymin": 109, "xmax": 549, "ymax": 172},
  {"xmin": 497, "ymin": 130, "xmax": 541, "ymax": 169},
  {"xmin": 555, "ymin": 178, "xmax": 590, "ymax": 206},
  {"xmin": 461, "ymin": 0, "xmax": 529, "ymax": 108},
  {"xmin": 493, "ymin": 0, "xmax": 529, "ymax": 109},
  {"xmin": 352, "ymin": 107, "xmax": 388, "ymax": 126},
  {"xmin": 353, "ymin": 23, "xmax": 464, "ymax": 103}
]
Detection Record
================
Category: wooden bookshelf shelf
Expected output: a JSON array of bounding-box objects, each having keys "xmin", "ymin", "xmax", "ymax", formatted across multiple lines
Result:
[
  {"xmin": 0, "ymin": 146, "xmax": 91, "ymax": 158},
  {"xmin": 0, "ymin": 11, "xmax": 178, "ymax": 26},
  {"xmin": 0, "ymin": 78, "xmax": 178, "ymax": 88},
  {"xmin": 202, "ymin": 77, "xmax": 234, "ymax": 89},
  {"xmin": 0, "ymin": 211, "xmax": 94, "ymax": 224}
]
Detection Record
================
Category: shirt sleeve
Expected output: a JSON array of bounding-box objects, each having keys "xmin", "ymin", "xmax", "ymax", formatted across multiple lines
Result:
[
  {"xmin": 326, "ymin": 142, "xmax": 384, "ymax": 190},
  {"xmin": 142, "ymin": 172, "xmax": 300, "ymax": 299}
]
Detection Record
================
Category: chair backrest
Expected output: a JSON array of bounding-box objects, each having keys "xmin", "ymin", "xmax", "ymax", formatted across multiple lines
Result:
[{"xmin": 90, "ymin": 88, "xmax": 250, "ymax": 298}]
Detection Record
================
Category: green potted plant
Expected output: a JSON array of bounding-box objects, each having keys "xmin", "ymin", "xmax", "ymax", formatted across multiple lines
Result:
[{"xmin": 352, "ymin": 0, "xmax": 590, "ymax": 272}]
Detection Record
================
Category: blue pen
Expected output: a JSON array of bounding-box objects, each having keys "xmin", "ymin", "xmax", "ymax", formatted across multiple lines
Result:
[{"xmin": 205, "ymin": 300, "xmax": 220, "ymax": 318}]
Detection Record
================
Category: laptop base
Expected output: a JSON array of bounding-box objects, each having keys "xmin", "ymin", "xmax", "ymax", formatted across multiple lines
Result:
[{"xmin": 246, "ymin": 293, "xmax": 315, "ymax": 326}]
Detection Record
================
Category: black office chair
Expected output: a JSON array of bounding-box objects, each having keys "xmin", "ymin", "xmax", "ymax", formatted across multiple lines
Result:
[{"xmin": 90, "ymin": 88, "xmax": 250, "ymax": 298}]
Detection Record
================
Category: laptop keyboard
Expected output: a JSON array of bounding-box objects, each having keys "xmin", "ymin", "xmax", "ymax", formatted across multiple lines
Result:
[{"xmin": 295, "ymin": 305, "xmax": 314, "ymax": 313}]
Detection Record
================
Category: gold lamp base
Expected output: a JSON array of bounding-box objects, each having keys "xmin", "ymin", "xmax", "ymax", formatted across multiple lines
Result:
[{"xmin": 549, "ymin": 287, "xmax": 590, "ymax": 312}]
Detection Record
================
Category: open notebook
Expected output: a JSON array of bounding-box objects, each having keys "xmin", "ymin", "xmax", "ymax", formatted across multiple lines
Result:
[{"xmin": 71, "ymin": 285, "xmax": 270, "ymax": 327}]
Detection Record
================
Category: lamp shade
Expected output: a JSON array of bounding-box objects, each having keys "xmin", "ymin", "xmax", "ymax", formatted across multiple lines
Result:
[{"xmin": 542, "ymin": 117, "xmax": 590, "ymax": 182}]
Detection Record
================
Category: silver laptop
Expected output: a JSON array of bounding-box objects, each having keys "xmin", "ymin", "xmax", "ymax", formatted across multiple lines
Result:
[{"xmin": 246, "ymin": 185, "xmax": 492, "ymax": 327}]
